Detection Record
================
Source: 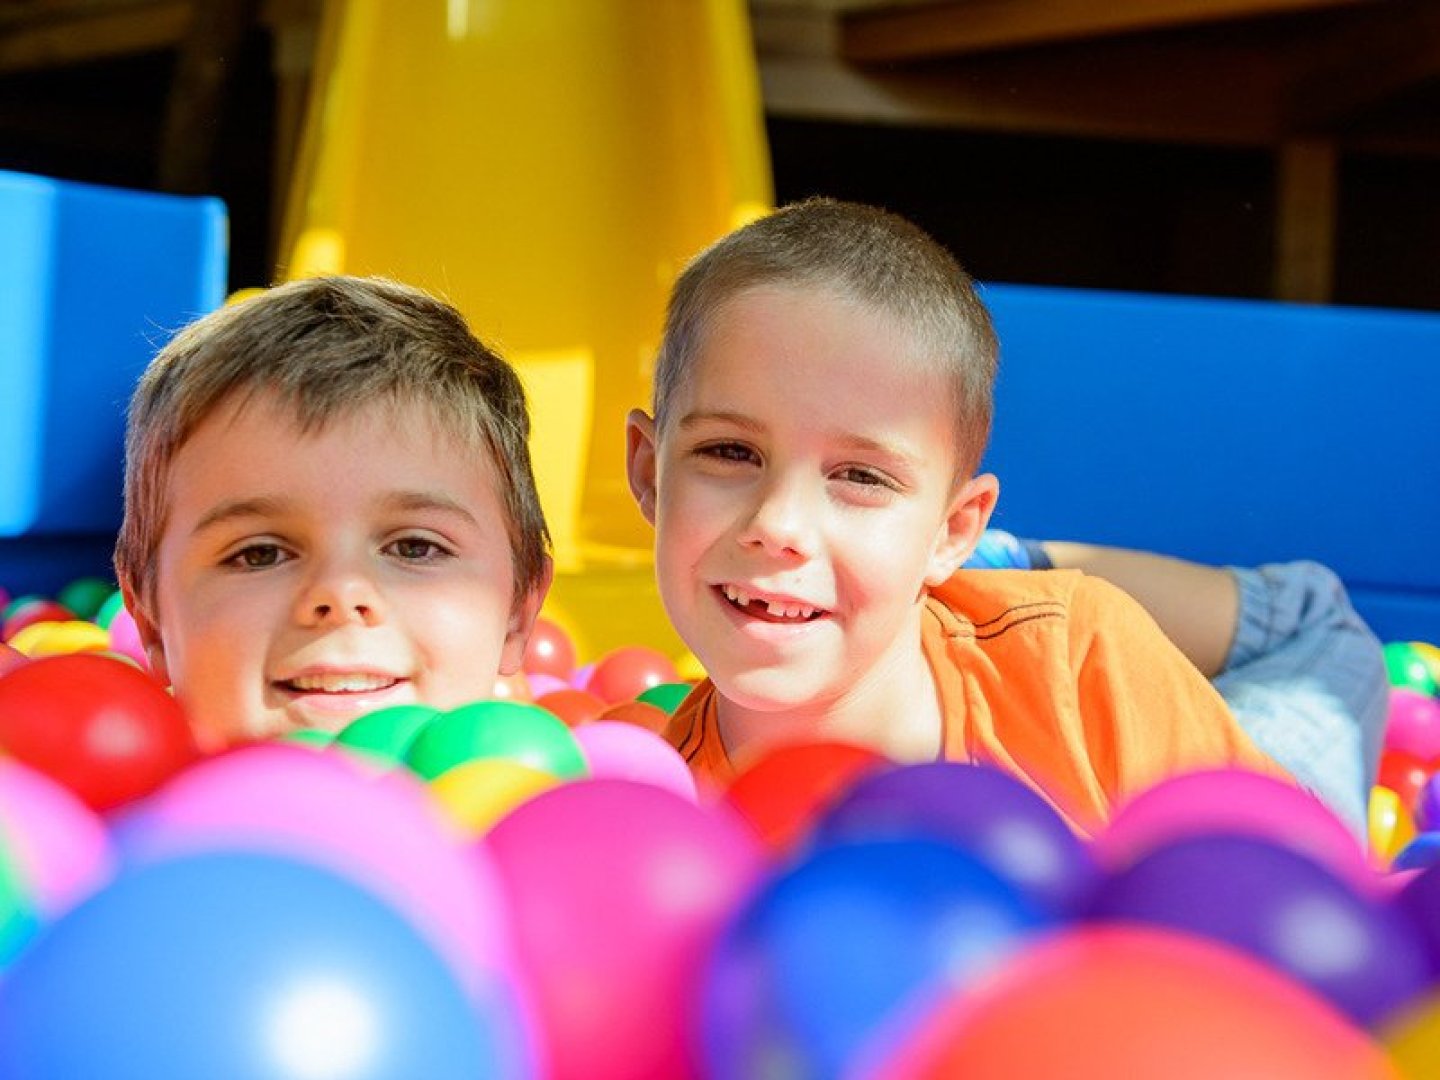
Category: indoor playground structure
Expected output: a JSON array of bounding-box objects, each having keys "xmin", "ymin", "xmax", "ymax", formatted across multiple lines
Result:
[{"xmin": 5, "ymin": 0, "xmax": 1440, "ymax": 1076}]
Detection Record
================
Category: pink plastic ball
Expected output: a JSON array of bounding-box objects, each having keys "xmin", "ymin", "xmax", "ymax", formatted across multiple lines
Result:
[
  {"xmin": 1094, "ymin": 767, "xmax": 1375, "ymax": 890},
  {"xmin": 1385, "ymin": 689, "xmax": 1440, "ymax": 761},
  {"xmin": 116, "ymin": 745, "xmax": 522, "ymax": 1009},
  {"xmin": 486, "ymin": 779, "xmax": 767, "ymax": 1080},
  {"xmin": 524, "ymin": 672, "xmax": 571, "ymax": 699},
  {"xmin": 573, "ymin": 721, "xmax": 699, "ymax": 803},
  {"xmin": 105, "ymin": 605, "xmax": 150, "ymax": 669},
  {"xmin": 0, "ymin": 757, "xmax": 114, "ymax": 916}
]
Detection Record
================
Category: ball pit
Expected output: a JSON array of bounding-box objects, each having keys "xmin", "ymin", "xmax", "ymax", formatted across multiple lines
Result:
[{"xmin": 1, "ymin": 589, "xmax": 1439, "ymax": 1076}]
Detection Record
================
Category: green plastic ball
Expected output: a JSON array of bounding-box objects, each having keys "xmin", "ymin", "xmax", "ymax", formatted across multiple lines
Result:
[{"xmin": 404, "ymin": 700, "xmax": 588, "ymax": 781}]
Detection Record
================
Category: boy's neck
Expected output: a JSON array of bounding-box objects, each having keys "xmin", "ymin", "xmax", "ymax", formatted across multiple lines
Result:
[{"xmin": 714, "ymin": 632, "xmax": 944, "ymax": 766}]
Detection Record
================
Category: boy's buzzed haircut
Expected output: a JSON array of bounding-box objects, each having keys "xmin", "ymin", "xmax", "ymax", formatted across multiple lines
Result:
[
  {"xmin": 116, "ymin": 275, "xmax": 549, "ymax": 621},
  {"xmin": 654, "ymin": 197, "xmax": 998, "ymax": 477}
]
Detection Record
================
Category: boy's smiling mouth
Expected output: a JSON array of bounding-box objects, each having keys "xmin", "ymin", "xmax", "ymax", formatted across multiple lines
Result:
[
  {"xmin": 277, "ymin": 672, "xmax": 403, "ymax": 694},
  {"xmin": 718, "ymin": 584, "xmax": 825, "ymax": 624}
]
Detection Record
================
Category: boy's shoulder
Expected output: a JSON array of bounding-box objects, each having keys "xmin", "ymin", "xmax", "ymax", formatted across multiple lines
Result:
[{"xmin": 929, "ymin": 567, "xmax": 1141, "ymax": 634}]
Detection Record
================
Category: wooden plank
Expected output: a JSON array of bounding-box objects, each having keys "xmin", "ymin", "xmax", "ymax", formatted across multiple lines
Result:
[
  {"xmin": 841, "ymin": 0, "xmax": 1381, "ymax": 62},
  {"xmin": 0, "ymin": 3, "xmax": 189, "ymax": 73},
  {"xmin": 1273, "ymin": 138, "xmax": 1337, "ymax": 301},
  {"xmin": 761, "ymin": 29, "xmax": 1291, "ymax": 146}
]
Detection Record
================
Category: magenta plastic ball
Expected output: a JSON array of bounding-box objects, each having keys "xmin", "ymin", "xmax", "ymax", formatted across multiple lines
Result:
[
  {"xmin": 114, "ymin": 745, "xmax": 523, "ymax": 1012},
  {"xmin": 105, "ymin": 605, "xmax": 149, "ymax": 669},
  {"xmin": 485, "ymin": 779, "xmax": 767, "ymax": 1080},
  {"xmin": 1385, "ymin": 689, "xmax": 1440, "ymax": 761},
  {"xmin": 1094, "ymin": 767, "xmax": 1375, "ymax": 892},
  {"xmin": 573, "ymin": 721, "xmax": 699, "ymax": 803},
  {"xmin": 0, "ymin": 757, "xmax": 113, "ymax": 917}
]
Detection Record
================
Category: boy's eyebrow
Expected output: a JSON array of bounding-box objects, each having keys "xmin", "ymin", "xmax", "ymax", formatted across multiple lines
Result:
[
  {"xmin": 679, "ymin": 409, "xmax": 923, "ymax": 466},
  {"xmin": 191, "ymin": 496, "xmax": 290, "ymax": 536},
  {"xmin": 190, "ymin": 490, "xmax": 478, "ymax": 536}
]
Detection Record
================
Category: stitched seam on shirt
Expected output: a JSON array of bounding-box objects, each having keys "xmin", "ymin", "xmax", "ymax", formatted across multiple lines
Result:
[
  {"xmin": 971, "ymin": 601, "xmax": 1065, "ymax": 629},
  {"xmin": 975, "ymin": 609, "xmax": 1065, "ymax": 640}
]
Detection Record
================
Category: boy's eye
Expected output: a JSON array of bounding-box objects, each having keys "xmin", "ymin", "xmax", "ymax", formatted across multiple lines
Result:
[
  {"xmin": 696, "ymin": 441, "xmax": 759, "ymax": 465},
  {"xmin": 834, "ymin": 465, "xmax": 892, "ymax": 489},
  {"xmin": 387, "ymin": 536, "xmax": 449, "ymax": 561},
  {"xmin": 225, "ymin": 544, "xmax": 288, "ymax": 570}
]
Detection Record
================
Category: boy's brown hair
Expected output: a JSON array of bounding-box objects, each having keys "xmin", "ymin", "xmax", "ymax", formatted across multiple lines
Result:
[
  {"xmin": 115, "ymin": 275, "xmax": 549, "ymax": 622},
  {"xmin": 653, "ymin": 197, "xmax": 998, "ymax": 477}
]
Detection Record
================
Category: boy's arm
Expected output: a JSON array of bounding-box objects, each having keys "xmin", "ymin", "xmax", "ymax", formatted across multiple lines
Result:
[{"xmin": 1066, "ymin": 574, "xmax": 1294, "ymax": 807}]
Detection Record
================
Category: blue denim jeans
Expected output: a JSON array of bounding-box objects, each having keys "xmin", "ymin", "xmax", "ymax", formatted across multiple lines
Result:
[{"xmin": 1213, "ymin": 561, "xmax": 1388, "ymax": 839}]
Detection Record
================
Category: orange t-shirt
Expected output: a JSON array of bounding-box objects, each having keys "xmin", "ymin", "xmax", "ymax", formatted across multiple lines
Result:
[{"xmin": 663, "ymin": 569, "xmax": 1290, "ymax": 836}]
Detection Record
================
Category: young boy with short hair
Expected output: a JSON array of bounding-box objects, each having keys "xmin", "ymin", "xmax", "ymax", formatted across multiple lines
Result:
[
  {"xmin": 114, "ymin": 275, "xmax": 552, "ymax": 747},
  {"xmin": 626, "ymin": 198, "xmax": 1379, "ymax": 836}
]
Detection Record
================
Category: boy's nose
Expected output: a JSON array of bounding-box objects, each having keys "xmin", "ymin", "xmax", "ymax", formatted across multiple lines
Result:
[
  {"xmin": 295, "ymin": 565, "xmax": 385, "ymax": 627},
  {"xmin": 738, "ymin": 476, "xmax": 818, "ymax": 558}
]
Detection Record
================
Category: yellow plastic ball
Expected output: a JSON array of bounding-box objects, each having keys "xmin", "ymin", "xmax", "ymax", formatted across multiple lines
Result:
[{"xmin": 429, "ymin": 757, "xmax": 559, "ymax": 836}]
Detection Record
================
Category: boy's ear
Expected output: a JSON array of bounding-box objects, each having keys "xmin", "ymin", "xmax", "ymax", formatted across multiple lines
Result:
[
  {"xmin": 120, "ymin": 584, "xmax": 171, "ymax": 686},
  {"xmin": 499, "ymin": 555, "xmax": 555, "ymax": 677},
  {"xmin": 925, "ymin": 472, "xmax": 999, "ymax": 587},
  {"xmin": 625, "ymin": 408, "xmax": 660, "ymax": 526}
]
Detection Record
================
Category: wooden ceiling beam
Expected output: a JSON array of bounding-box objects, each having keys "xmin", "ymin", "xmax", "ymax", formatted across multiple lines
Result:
[{"xmin": 840, "ymin": 0, "xmax": 1381, "ymax": 63}]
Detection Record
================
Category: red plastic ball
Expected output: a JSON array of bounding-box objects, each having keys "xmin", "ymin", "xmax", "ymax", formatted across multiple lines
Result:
[
  {"xmin": 0, "ymin": 653, "xmax": 200, "ymax": 812},
  {"xmin": 723, "ymin": 740, "xmax": 892, "ymax": 854},
  {"xmin": 1379, "ymin": 749, "xmax": 1435, "ymax": 815},
  {"xmin": 586, "ymin": 646, "xmax": 680, "ymax": 705},
  {"xmin": 535, "ymin": 688, "xmax": 608, "ymax": 728},
  {"xmin": 521, "ymin": 617, "xmax": 578, "ymax": 680}
]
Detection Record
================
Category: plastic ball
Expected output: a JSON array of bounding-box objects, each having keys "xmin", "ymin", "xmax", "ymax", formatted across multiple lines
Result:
[
  {"xmin": 596, "ymin": 699, "xmax": 670, "ymax": 734},
  {"xmin": 56, "ymin": 577, "xmax": 115, "ymax": 622},
  {"xmin": 534, "ymin": 687, "xmax": 607, "ymax": 727},
  {"xmin": 878, "ymin": 925, "xmax": 1399, "ymax": 1079},
  {"xmin": 0, "ymin": 642, "xmax": 25, "ymax": 677},
  {"xmin": 1417, "ymin": 772, "xmax": 1440, "ymax": 833},
  {"xmin": 429, "ymin": 758, "xmax": 559, "ymax": 836},
  {"xmin": 586, "ymin": 645, "xmax": 681, "ymax": 704},
  {"xmin": 573, "ymin": 721, "xmax": 698, "ymax": 802},
  {"xmin": 114, "ymin": 744, "xmax": 520, "ymax": 1006},
  {"xmin": 636, "ymin": 680, "xmax": 693, "ymax": 715},
  {"xmin": 487, "ymin": 779, "xmax": 766, "ymax": 1080},
  {"xmin": 1371, "ymin": 785, "xmax": 1418, "ymax": 866},
  {"xmin": 1414, "ymin": 642, "xmax": 1440, "ymax": 686},
  {"xmin": 489, "ymin": 670, "xmax": 534, "ymax": 702},
  {"xmin": 0, "ymin": 653, "xmax": 198, "ymax": 812},
  {"xmin": 521, "ymin": 617, "xmax": 578, "ymax": 681},
  {"xmin": 333, "ymin": 703, "xmax": 440, "ymax": 766},
  {"xmin": 723, "ymin": 740, "xmax": 893, "ymax": 854},
  {"xmin": 1386, "ymin": 642, "xmax": 1439, "ymax": 697},
  {"xmin": 523, "ymin": 671, "xmax": 571, "ymax": 699},
  {"xmin": 1390, "ymin": 862, "xmax": 1440, "ymax": 974},
  {"xmin": 0, "ymin": 757, "xmax": 114, "ymax": 919},
  {"xmin": 0, "ymin": 850, "xmax": 528, "ymax": 1078},
  {"xmin": 1093, "ymin": 767, "xmax": 1375, "ymax": 891},
  {"xmin": 813, "ymin": 761, "xmax": 1099, "ymax": 916},
  {"xmin": 93, "ymin": 589, "xmax": 126, "ymax": 630},
  {"xmin": 7, "ymin": 619, "xmax": 111, "ymax": 657},
  {"xmin": 0, "ymin": 839, "xmax": 36, "ymax": 970},
  {"xmin": 1379, "ymin": 748, "xmax": 1434, "ymax": 814},
  {"xmin": 699, "ymin": 837, "xmax": 1050, "ymax": 1079},
  {"xmin": 1, "ymin": 599, "xmax": 74, "ymax": 642},
  {"xmin": 104, "ymin": 604, "xmax": 150, "ymax": 669},
  {"xmin": 1088, "ymin": 832, "xmax": 1431, "ymax": 1026},
  {"xmin": 405, "ymin": 700, "xmax": 588, "ymax": 782},
  {"xmin": 1394, "ymin": 833, "xmax": 1440, "ymax": 873},
  {"xmin": 1386, "ymin": 689, "xmax": 1440, "ymax": 761}
]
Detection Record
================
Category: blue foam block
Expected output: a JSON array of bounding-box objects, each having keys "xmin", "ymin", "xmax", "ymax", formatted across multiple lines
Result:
[
  {"xmin": 0, "ymin": 171, "xmax": 227, "ymax": 539},
  {"xmin": 980, "ymin": 283, "xmax": 1440, "ymax": 644}
]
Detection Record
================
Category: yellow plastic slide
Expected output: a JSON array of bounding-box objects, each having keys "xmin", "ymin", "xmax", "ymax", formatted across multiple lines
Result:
[{"xmin": 279, "ymin": 0, "xmax": 772, "ymax": 662}]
